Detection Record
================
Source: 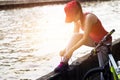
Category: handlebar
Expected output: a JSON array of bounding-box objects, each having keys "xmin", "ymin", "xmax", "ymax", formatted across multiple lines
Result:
[
  {"xmin": 97, "ymin": 29, "xmax": 115, "ymax": 47},
  {"xmin": 100, "ymin": 29, "xmax": 115, "ymax": 43},
  {"xmin": 92, "ymin": 29, "xmax": 115, "ymax": 54}
]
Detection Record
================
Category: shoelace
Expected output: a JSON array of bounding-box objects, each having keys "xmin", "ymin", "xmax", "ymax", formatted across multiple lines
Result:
[
  {"xmin": 61, "ymin": 57, "xmax": 73, "ymax": 64},
  {"xmin": 61, "ymin": 57, "xmax": 63, "ymax": 62}
]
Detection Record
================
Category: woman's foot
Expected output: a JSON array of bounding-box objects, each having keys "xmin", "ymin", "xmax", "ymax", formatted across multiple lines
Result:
[{"xmin": 54, "ymin": 62, "xmax": 69, "ymax": 73}]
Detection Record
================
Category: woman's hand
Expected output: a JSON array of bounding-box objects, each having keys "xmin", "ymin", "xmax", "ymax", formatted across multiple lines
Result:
[
  {"xmin": 64, "ymin": 48, "xmax": 74, "ymax": 59},
  {"xmin": 59, "ymin": 49, "xmax": 65, "ymax": 57}
]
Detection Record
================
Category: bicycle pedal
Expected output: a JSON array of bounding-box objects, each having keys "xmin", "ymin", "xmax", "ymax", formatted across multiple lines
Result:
[
  {"xmin": 117, "ymin": 61, "xmax": 120, "ymax": 66},
  {"xmin": 117, "ymin": 61, "xmax": 120, "ymax": 73}
]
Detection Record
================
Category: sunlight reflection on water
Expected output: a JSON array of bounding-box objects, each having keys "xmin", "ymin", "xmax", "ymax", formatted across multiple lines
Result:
[{"xmin": 0, "ymin": 1, "xmax": 120, "ymax": 80}]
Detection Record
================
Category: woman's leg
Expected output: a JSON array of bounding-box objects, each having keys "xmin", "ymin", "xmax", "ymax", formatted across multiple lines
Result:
[
  {"xmin": 62, "ymin": 33, "xmax": 83, "ymax": 62},
  {"xmin": 60, "ymin": 33, "xmax": 83, "ymax": 56},
  {"xmin": 84, "ymin": 35, "xmax": 96, "ymax": 47},
  {"xmin": 54, "ymin": 33, "xmax": 96, "ymax": 72},
  {"xmin": 54, "ymin": 33, "xmax": 83, "ymax": 72},
  {"xmin": 62, "ymin": 33, "xmax": 96, "ymax": 63}
]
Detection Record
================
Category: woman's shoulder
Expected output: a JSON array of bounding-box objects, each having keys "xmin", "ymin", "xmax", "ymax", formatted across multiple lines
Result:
[
  {"xmin": 85, "ymin": 12, "xmax": 98, "ymax": 24},
  {"xmin": 84, "ymin": 12, "xmax": 96, "ymax": 17}
]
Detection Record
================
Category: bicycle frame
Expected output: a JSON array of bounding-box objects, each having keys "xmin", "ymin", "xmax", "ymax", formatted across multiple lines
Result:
[{"xmin": 109, "ymin": 54, "xmax": 120, "ymax": 80}]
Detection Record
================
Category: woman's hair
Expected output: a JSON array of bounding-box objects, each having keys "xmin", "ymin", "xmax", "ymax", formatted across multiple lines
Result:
[{"xmin": 76, "ymin": 0, "xmax": 83, "ymax": 13}]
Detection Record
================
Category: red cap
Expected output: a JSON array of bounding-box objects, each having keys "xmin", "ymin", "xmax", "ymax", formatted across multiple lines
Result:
[{"xmin": 64, "ymin": 0, "xmax": 80, "ymax": 23}]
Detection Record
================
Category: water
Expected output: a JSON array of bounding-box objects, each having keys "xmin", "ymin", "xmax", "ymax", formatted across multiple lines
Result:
[{"xmin": 0, "ymin": 1, "xmax": 120, "ymax": 80}]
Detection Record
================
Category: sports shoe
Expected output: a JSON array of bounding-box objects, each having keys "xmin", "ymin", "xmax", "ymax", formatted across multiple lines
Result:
[{"xmin": 54, "ymin": 62, "xmax": 69, "ymax": 73}]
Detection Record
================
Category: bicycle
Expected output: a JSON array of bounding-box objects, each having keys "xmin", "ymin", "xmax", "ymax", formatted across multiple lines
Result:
[{"xmin": 82, "ymin": 29, "xmax": 120, "ymax": 80}]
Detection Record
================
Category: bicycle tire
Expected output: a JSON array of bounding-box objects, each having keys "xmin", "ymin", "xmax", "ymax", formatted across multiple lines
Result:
[{"xmin": 82, "ymin": 67, "xmax": 104, "ymax": 80}]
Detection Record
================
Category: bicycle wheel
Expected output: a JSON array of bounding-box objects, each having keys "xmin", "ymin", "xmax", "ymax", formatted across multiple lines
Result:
[{"xmin": 82, "ymin": 67, "xmax": 104, "ymax": 80}]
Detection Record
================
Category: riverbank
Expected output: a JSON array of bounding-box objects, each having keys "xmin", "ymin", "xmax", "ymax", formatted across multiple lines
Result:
[
  {"xmin": 0, "ymin": 0, "xmax": 71, "ymax": 10},
  {"xmin": 0, "ymin": 0, "xmax": 112, "ymax": 6},
  {"xmin": 0, "ymin": 0, "xmax": 112, "ymax": 10},
  {"xmin": 0, "ymin": 0, "xmax": 70, "ymax": 6}
]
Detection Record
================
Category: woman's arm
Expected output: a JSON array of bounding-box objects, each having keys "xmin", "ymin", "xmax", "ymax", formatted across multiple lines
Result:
[{"xmin": 73, "ymin": 22, "xmax": 80, "ymax": 33}]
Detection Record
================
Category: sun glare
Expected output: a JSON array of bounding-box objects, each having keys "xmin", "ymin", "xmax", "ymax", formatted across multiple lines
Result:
[{"xmin": 20, "ymin": 4, "xmax": 74, "ymax": 56}]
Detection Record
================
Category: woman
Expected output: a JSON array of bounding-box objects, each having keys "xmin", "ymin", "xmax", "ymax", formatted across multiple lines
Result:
[{"xmin": 54, "ymin": 0, "xmax": 109, "ymax": 73}]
